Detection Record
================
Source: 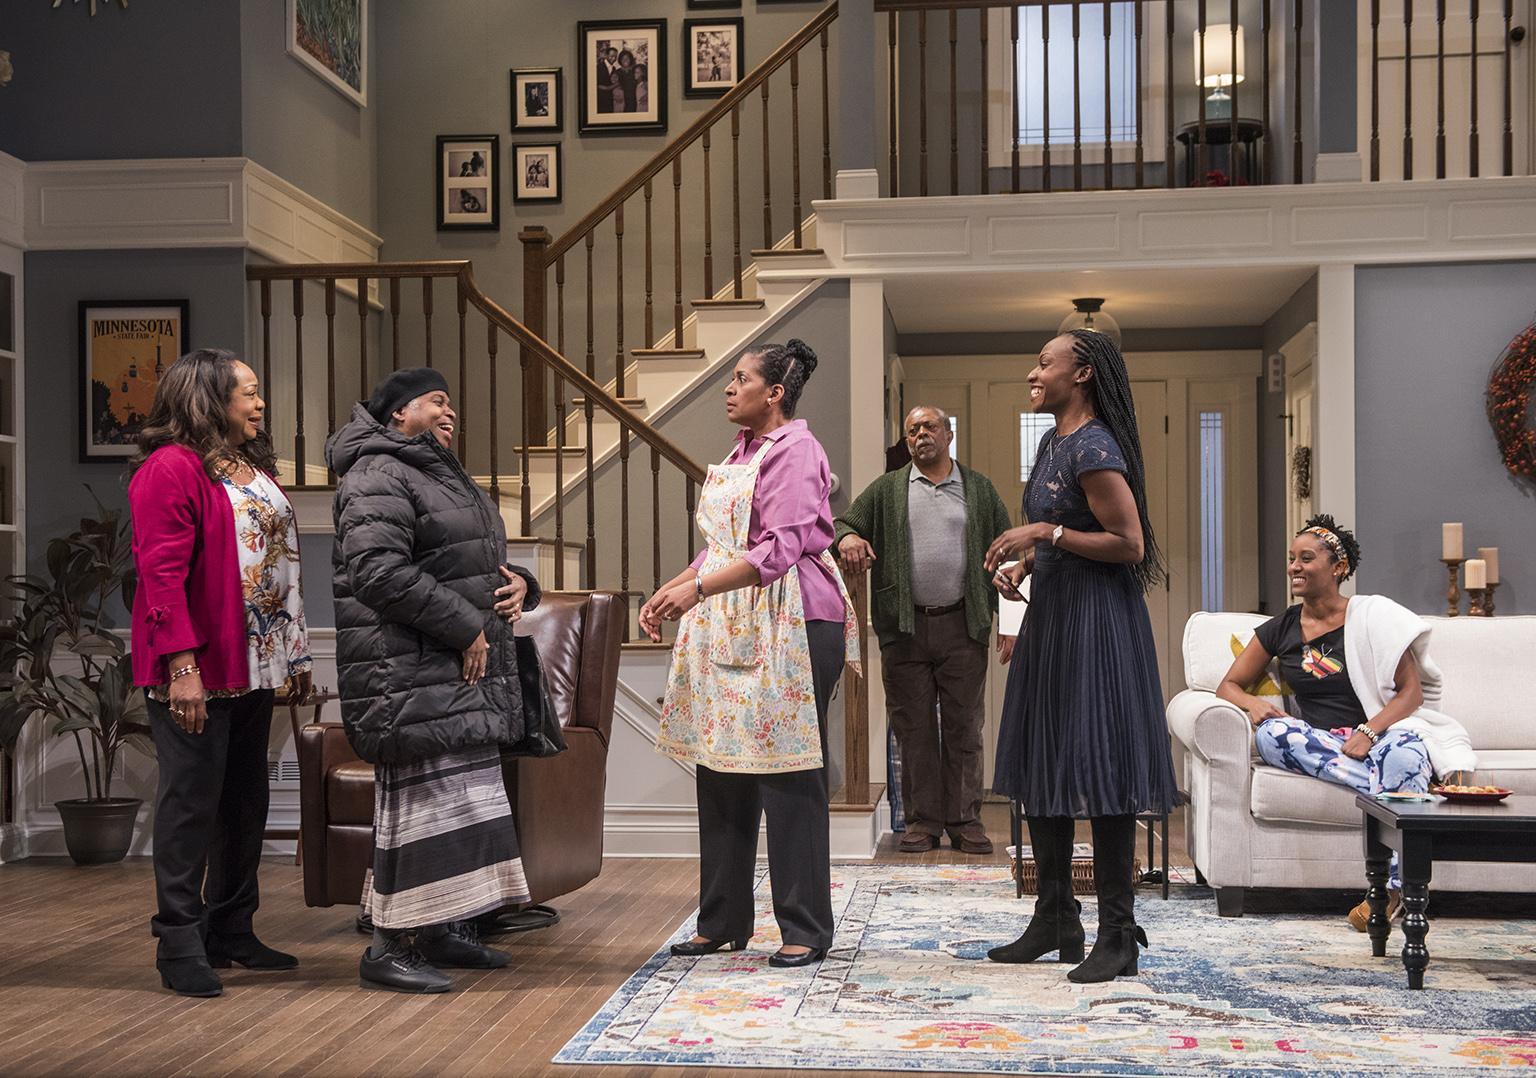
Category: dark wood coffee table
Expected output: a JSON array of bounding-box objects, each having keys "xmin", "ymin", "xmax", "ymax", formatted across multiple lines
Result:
[{"xmin": 1356, "ymin": 793, "xmax": 1536, "ymax": 989}]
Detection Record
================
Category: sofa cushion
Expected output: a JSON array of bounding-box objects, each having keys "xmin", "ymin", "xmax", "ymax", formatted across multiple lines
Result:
[
  {"xmin": 1422, "ymin": 615, "xmax": 1536, "ymax": 751},
  {"xmin": 1182, "ymin": 611, "xmax": 1270, "ymax": 693},
  {"xmin": 1249, "ymin": 766, "xmax": 1361, "ymax": 828},
  {"xmin": 1451, "ymin": 748, "xmax": 1536, "ymax": 795},
  {"xmin": 328, "ymin": 760, "xmax": 377, "ymax": 825}
]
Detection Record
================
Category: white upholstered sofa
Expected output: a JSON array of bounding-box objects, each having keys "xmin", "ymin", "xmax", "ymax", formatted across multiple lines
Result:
[{"xmin": 1169, "ymin": 610, "xmax": 1536, "ymax": 916}]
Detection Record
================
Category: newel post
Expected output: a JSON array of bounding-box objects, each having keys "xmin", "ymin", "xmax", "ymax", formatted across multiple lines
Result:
[{"xmin": 519, "ymin": 225, "xmax": 551, "ymax": 445}]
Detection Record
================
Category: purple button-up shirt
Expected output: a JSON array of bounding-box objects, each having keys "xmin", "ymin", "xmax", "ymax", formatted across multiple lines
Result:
[{"xmin": 690, "ymin": 418, "xmax": 845, "ymax": 622}]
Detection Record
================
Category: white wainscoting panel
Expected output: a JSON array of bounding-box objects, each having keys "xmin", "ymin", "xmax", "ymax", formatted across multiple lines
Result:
[{"xmin": 0, "ymin": 151, "xmax": 27, "ymax": 248}]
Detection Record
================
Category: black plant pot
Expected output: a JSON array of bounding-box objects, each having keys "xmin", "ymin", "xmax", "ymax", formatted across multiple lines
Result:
[{"xmin": 54, "ymin": 798, "xmax": 142, "ymax": 865}]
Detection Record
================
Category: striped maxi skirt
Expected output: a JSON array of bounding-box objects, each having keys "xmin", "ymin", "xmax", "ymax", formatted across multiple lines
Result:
[{"xmin": 361, "ymin": 745, "xmax": 531, "ymax": 931}]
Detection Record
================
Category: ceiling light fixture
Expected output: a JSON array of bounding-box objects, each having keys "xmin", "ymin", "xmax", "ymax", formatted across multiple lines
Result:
[{"xmin": 1058, "ymin": 297, "xmax": 1122, "ymax": 349}]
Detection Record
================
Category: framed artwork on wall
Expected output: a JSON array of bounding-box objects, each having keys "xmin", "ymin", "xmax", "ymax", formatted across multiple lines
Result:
[
  {"xmin": 512, "ymin": 144, "xmax": 562, "ymax": 204},
  {"xmin": 285, "ymin": 0, "xmax": 368, "ymax": 107},
  {"xmin": 578, "ymin": 19, "xmax": 667, "ymax": 135},
  {"xmin": 78, "ymin": 300, "xmax": 189, "ymax": 462},
  {"xmin": 512, "ymin": 67, "xmax": 563, "ymax": 132},
  {"xmin": 437, "ymin": 135, "xmax": 500, "ymax": 231},
  {"xmin": 683, "ymin": 17, "xmax": 744, "ymax": 98}
]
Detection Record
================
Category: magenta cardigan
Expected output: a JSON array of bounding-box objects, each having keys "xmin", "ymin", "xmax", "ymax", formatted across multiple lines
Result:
[{"xmin": 128, "ymin": 444, "xmax": 249, "ymax": 691}]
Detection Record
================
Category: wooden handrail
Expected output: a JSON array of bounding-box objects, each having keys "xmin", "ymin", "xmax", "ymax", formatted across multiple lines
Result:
[
  {"xmin": 545, "ymin": 2, "xmax": 838, "ymax": 264},
  {"xmin": 244, "ymin": 260, "xmax": 705, "ymax": 485}
]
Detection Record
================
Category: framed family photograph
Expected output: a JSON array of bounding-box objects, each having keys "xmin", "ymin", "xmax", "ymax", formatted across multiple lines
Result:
[
  {"xmin": 286, "ymin": 0, "xmax": 368, "ymax": 107},
  {"xmin": 578, "ymin": 19, "xmax": 667, "ymax": 135},
  {"xmin": 511, "ymin": 67, "xmax": 562, "ymax": 132},
  {"xmin": 513, "ymin": 144, "xmax": 562, "ymax": 203},
  {"xmin": 78, "ymin": 300, "xmax": 189, "ymax": 461},
  {"xmin": 683, "ymin": 17, "xmax": 744, "ymax": 98},
  {"xmin": 436, "ymin": 135, "xmax": 500, "ymax": 231}
]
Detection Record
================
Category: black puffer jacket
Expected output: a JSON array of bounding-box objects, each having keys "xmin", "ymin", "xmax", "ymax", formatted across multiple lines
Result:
[{"xmin": 326, "ymin": 404, "xmax": 540, "ymax": 764}]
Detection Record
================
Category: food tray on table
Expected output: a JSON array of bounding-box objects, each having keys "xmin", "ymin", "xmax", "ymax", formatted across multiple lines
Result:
[{"xmin": 1431, "ymin": 784, "xmax": 1514, "ymax": 804}]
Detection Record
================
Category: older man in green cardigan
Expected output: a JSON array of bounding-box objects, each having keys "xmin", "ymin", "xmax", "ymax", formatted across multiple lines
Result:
[{"xmin": 835, "ymin": 406, "xmax": 1015, "ymax": 854}]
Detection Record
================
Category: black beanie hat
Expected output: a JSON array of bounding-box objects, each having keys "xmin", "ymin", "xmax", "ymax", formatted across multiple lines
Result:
[{"xmin": 366, "ymin": 366, "xmax": 451, "ymax": 425}]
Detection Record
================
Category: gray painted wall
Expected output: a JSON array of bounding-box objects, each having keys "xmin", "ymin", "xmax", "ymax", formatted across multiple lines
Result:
[
  {"xmin": 1258, "ymin": 274, "xmax": 1316, "ymax": 614},
  {"xmin": 0, "ymin": 3, "xmax": 242, "ymax": 160},
  {"xmin": 22, "ymin": 249, "xmax": 250, "ymax": 587},
  {"xmin": 1355, "ymin": 261, "xmax": 1536, "ymax": 614},
  {"xmin": 240, "ymin": 0, "xmax": 380, "ymax": 231}
]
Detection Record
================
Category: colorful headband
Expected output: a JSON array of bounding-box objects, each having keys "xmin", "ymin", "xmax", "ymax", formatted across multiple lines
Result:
[{"xmin": 1302, "ymin": 526, "xmax": 1350, "ymax": 570}]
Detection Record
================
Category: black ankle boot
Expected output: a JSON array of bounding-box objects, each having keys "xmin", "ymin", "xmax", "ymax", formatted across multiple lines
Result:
[
  {"xmin": 1068, "ymin": 814, "xmax": 1146, "ymax": 983},
  {"xmin": 157, "ymin": 956, "xmax": 223, "ymax": 997},
  {"xmin": 206, "ymin": 932, "xmax": 298, "ymax": 971},
  {"xmin": 989, "ymin": 816, "xmax": 1084, "ymax": 964}
]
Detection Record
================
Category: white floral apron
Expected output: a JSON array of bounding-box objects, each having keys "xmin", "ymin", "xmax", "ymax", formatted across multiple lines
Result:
[{"xmin": 656, "ymin": 437, "xmax": 861, "ymax": 774}]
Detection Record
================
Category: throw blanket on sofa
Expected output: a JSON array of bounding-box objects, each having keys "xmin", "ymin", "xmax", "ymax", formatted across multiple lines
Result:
[{"xmin": 1344, "ymin": 594, "xmax": 1478, "ymax": 777}]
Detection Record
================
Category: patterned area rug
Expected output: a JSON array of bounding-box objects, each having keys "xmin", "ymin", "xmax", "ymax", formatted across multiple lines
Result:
[{"xmin": 555, "ymin": 864, "xmax": 1536, "ymax": 1075}]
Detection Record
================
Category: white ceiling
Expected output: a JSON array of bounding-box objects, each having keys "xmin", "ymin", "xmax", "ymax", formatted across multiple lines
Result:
[{"xmin": 882, "ymin": 264, "xmax": 1317, "ymax": 334}]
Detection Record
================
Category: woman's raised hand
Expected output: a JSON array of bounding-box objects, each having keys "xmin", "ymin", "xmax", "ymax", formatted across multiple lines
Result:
[
  {"xmin": 984, "ymin": 524, "xmax": 1047, "ymax": 572},
  {"xmin": 462, "ymin": 631, "xmax": 489, "ymax": 684}
]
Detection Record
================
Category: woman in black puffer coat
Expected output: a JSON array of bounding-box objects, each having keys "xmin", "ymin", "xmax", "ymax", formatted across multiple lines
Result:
[{"xmin": 327, "ymin": 367, "xmax": 540, "ymax": 996}]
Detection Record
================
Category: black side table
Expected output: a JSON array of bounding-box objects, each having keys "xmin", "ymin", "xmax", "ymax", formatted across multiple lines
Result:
[{"xmin": 1177, "ymin": 118, "xmax": 1265, "ymax": 187}]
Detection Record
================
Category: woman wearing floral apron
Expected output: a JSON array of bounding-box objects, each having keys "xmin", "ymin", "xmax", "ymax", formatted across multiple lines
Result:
[{"xmin": 642, "ymin": 339, "xmax": 860, "ymax": 969}]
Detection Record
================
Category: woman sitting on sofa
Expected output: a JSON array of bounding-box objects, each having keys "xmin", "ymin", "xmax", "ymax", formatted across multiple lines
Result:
[{"xmin": 1216, "ymin": 514, "xmax": 1476, "ymax": 930}]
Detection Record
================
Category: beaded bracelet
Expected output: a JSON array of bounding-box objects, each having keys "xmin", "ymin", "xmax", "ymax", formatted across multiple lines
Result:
[
  {"xmin": 1354, "ymin": 723, "xmax": 1380, "ymax": 744},
  {"xmin": 169, "ymin": 664, "xmax": 201, "ymax": 682}
]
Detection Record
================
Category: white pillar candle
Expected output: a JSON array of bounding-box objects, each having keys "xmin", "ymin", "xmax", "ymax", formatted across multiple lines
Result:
[
  {"xmin": 1465, "ymin": 558, "xmax": 1487, "ymax": 590},
  {"xmin": 1477, "ymin": 546, "xmax": 1500, "ymax": 584},
  {"xmin": 1442, "ymin": 522, "xmax": 1464, "ymax": 560}
]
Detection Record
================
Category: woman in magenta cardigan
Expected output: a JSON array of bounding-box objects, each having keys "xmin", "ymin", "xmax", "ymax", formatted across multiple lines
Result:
[{"xmin": 129, "ymin": 349, "xmax": 312, "ymax": 998}]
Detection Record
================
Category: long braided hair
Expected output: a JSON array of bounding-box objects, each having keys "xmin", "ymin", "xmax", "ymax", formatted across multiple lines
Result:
[{"xmin": 1063, "ymin": 329, "xmax": 1166, "ymax": 592}]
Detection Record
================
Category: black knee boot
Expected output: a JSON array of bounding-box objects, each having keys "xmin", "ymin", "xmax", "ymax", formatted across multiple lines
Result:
[
  {"xmin": 988, "ymin": 816, "xmax": 1084, "ymax": 963},
  {"xmin": 1069, "ymin": 814, "xmax": 1147, "ymax": 983}
]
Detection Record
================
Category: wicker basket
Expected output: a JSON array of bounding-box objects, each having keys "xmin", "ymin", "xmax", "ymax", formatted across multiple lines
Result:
[{"xmin": 1011, "ymin": 856, "xmax": 1140, "ymax": 895}]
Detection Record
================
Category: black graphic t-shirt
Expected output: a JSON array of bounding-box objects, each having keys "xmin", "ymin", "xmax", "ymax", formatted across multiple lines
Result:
[{"xmin": 1252, "ymin": 604, "xmax": 1369, "ymax": 730}]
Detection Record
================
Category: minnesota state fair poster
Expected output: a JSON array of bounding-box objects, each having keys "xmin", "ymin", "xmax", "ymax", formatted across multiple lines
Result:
[{"xmin": 79, "ymin": 301, "xmax": 188, "ymax": 460}]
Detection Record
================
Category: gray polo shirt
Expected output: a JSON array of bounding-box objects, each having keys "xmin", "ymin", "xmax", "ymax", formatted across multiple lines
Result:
[{"xmin": 907, "ymin": 463, "xmax": 968, "ymax": 607}]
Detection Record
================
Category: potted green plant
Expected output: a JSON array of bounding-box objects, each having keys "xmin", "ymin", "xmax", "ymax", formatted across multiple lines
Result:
[{"xmin": 0, "ymin": 495, "xmax": 150, "ymax": 864}]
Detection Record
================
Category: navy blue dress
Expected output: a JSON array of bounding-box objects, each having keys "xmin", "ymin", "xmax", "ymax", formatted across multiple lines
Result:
[{"xmin": 992, "ymin": 419, "xmax": 1178, "ymax": 818}]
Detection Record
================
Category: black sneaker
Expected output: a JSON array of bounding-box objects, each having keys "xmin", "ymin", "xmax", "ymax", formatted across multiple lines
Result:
[
  {"xmin": 359, "ymin": 937, "xmax": 453, "ymax": 994},
  {"xmin": 416, "ymin": 920, "xmax": 511, "ymax": 969}
]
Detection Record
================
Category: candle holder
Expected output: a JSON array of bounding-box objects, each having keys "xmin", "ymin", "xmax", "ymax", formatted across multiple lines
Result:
[
  {"xmin": 1483, "ymin": 582, "xmax": 1499, "ymax": 617},
  {"xmin": 1469, "ymin": 587, "xmax": 1489, "ymax": 617},
  {"xmin": 1441, "ymin": 557, "xmax": 1464, "ymax": 617}
]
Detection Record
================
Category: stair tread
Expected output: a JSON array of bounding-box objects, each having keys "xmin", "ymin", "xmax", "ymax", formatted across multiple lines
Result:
[
  {"xmin": 633, "ymin": 347, "xmax": 706, "ymax": 358},
  {"xmin": 750, "ymin": 247, "xmax": 825, "ymax": 258},
  {"xmin": 691, "ymin": 298, "xmax": 765, "ymax": 310}
]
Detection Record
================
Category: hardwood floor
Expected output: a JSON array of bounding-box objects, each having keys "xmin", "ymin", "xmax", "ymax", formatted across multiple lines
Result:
[{"xmin": 0, "ymin": 805, "xmax": 1188, "ymax": 1078}]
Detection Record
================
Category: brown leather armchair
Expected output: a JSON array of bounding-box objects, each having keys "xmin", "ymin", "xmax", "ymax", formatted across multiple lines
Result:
[{"xmin": 297, "ymin": 591, "xmax": 626, "ymax": 909}]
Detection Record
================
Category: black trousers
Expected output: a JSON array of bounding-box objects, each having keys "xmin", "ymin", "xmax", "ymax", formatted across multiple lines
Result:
[
  {"xmin": 695, "ymin": 620, "xmax": 846, "ymax": 950},
  {"xmin": 146, "ymin": 690, "xmax": 275, "ymax": 959}
]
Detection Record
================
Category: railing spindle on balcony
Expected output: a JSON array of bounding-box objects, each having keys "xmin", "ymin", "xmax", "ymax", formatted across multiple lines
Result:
[
  {"xmin": 357, "ymin": 275, "xmax": 369, "ymax": 425},
  {"xmin": 422, "ymin": 277, "xmax": 433, "ymax": 369},
  {"xmin": 673, "ymin": 159, "xmax": 685, "ymax": 345},
  {"xmin": 1404, "ymin": 0, "xmax": 1415, "ymax": 179},
  {"xmin": 1197, "ymin": 0, "xmax": 1208, "ymax": 184},
  {"xmin": 761, "ymin": 80, "xmax": 773, "ymax": 249},
  {"xmin": 1294, "ymin": 0, "xmax": 1305, "ymax": 183},
  {"xmin": 643, "ymin": 179, "xmax": 654, "ymax": 349},
  {"xmin": 980, "ymin": 10, "xmax": 990, "ymax": 194},
  {"xmin": 1135, "ymin": 0, "xmax": 1145, "ymax": 187},
  {"xmin": 793, "ymin": 52, "xmax": 806, "ymax": 241},
  {"xmin": 821, "ymin": 27, "xmax": 833, "ymax": 198},
  {"xmin": 919, "ymin": 10, "xmax": 930, "ymax": 196},
  {"xmin": 1072, "ymin": 2, "xmax": 1083, "ymax": 190},
  {"xmin": 1165, "ymin": 0, "xmax": 1176, "ymax": 188},
  {"xmin": 949, "ymin": 9, "xmax": 960, "ymax": 195},
  {"xmin": 1263, "ymin": 0, "xmax": 1273, "ymax": 181},
  {"xmin": 1229, "ymin": 4, "xmax": 1240, "ymax": 163},
  {"xmin": 1042, "ymin": 3, "xmax": 1052, "ymax": 191},
  {"xmin": 1503, "ymin": 0, "xmax": 1514, "ymax": 176},
  {"xmin": 324, "ymin": 278, "xmax": 337, "ymax": 481},
  {"xmin": 389, "ymin": 278, "xmax": 401, "ymax": 372},
  {"xmin": 1104, "ymin": 0, "xmax": 1114, "ymax": 189},
  {"xmin": 1371, "ymin": 0, "xmax": 1382, "ymax": 180},
  {"xmin": 889, "ymin": 12, "xmax": 901, "ymax": 197},
  {"xmin": 1011, "ymin": 6, "xmax": 1021, "ymax": 192},
  {"xmin": 1437, "ymin": 0, "xmax": 1448, "ymax": 178},
  {"xmin": 292, "ymin": 280, "xmax": 306, "ymax": 483},
  {"xmin": 1470, "ymin": 0, "xmax": 1480, "ymax": 177},
  {"xmin": 456, "ymin": 280, "xmax": 469, "ymax": 466}
]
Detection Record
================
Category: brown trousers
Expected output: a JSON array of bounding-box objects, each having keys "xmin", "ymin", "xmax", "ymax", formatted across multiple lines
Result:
[{"xmin": 881, "ymin": 607, "xmax": 989, "ymax": 835}]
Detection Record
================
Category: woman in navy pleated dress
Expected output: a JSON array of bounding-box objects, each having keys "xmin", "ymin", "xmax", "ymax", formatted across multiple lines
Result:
[{"xmin": 983, "ymin": 329, "xmax": 1177, "ymax": 983}]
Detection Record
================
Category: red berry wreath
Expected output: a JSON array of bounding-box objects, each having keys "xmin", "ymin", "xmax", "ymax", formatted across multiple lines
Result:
[{"xmin": 1488, "ymin": 322, "xmax": 1536, "ymax": 483}]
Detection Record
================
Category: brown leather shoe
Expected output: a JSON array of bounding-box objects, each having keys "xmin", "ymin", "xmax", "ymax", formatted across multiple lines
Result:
[
  {"xmin": 898, "ymin": 830, "xmax": 940, "ymax": 852},
  {"xmin": 1348, "ymin": 888, "xmax": 1402, "ymax": 932},
  {"xmin": 948, "ymin": 829, "xmax": 995, "ymax": 855}
]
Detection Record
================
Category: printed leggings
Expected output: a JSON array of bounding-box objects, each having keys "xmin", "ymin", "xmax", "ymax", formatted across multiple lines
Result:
[{"xmin": 1254, "ymin": 716, "xmax": 1432, "ymax": 889}]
